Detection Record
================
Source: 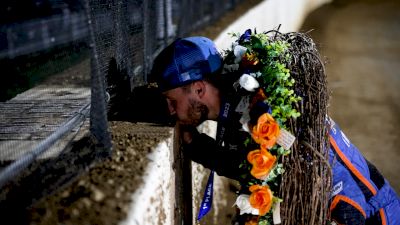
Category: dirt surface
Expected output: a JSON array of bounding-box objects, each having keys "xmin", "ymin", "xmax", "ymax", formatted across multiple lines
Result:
[
  {"xmin": 26, "ymin": 122, "xmax": 171, "ymax": 225},
  {"xmin": 301, "ymin": 0, "xmax": 400, "ymax": 193},
  {"xmin": 4, "ymin": 1, "xmax": 399, "ymax": 225}
]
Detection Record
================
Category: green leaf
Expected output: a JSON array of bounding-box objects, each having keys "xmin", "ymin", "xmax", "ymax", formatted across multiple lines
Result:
[
  {"xmin": 272, "ymin": 196, "xmax": 283, "ymax": 203},
  {"xmin": 244, "ymin": 137, "xmax": 251, "ymax": 147},
  {"xmin": 251, "ymin": 36, "xmax": 263, "ymax": 49}
]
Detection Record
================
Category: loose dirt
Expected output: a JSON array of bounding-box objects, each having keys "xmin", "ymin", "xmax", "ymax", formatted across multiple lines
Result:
[{"xmin": 27, "ymin": 122, "xmax": 171, "ymax": 225}]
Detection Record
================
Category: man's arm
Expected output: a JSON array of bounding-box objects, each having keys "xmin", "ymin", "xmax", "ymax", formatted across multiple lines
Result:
[{"xmin": 181, "ymin": 130, "xmax": 247, "ymax": 181}]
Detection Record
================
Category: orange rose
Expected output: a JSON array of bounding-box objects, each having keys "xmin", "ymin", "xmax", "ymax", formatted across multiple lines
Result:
[
  {"xmin": 252, "ymin": 113, "xmax": 280, "ymax": 149},
  {"xmin": 249, "ymin": 185, "xmax": 273, "ymax": 216},
  {"xmin": 247, "ymin": 147, "xmax": 276, "ymax": 179}
]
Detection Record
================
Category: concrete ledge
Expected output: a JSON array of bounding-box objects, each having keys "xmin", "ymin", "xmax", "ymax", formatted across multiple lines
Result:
[{"xmin": 121, "ymin": 140, "xmax": 175, "ymax": 225}]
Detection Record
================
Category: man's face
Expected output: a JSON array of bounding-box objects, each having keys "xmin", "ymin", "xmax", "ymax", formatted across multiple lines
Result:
[{"xmin": 163, "ymin": 86, "xmax": 209, "ymax": 126}]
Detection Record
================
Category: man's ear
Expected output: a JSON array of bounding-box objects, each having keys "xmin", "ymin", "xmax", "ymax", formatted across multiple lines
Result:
[{"xmin": 192, "ymin": 80, "xmax": 206, "ymax": 98}]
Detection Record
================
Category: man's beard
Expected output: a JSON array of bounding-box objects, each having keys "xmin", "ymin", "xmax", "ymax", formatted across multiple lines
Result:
[{"xmin": 182, "ymin": 98, "xmax": 209, "ymax": 126}]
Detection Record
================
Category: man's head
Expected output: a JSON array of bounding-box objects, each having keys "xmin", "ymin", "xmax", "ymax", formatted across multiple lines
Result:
[{"xmin": 150, "ymin": 37, "xmax": 223, "ymax": 126}]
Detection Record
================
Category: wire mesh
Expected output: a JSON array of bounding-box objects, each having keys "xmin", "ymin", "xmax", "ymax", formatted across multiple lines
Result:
[{"xmin": 0, "ymin": 0, "xmax": 243, "ymax": 221}]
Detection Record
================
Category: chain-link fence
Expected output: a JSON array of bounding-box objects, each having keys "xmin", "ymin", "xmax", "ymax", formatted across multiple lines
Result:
[{"xmin": 0, "ymin": 0, "xmax": 242, "ymax": 221}]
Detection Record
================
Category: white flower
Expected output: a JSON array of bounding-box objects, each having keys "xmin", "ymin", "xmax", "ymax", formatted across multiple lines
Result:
[
  {"xmin": 234, "ymin": 194, "xmax": 259, "ymax": 215},
  {"xmin": 234, "ymin": 45, "xmax": 247, "ymax": 63},
  {"xmin": 239, "ymin": 74, "xmax": 259, "ymax": 92}
]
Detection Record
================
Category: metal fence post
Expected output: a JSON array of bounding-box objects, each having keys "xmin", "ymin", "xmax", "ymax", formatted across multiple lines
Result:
[{"xmin": 85, "ymin": 0, "xmax": 112, "ymax": 151}]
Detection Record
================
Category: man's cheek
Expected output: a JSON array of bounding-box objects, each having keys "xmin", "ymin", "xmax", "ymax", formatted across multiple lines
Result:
[{"xmin": 175, "ymin": 111, "xmax": 188, "ymax": 123}]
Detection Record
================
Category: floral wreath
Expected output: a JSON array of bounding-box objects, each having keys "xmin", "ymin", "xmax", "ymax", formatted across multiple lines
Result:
[{"xmin": 223, "ymin": 29, "xmax": 301, "ymax": 225}]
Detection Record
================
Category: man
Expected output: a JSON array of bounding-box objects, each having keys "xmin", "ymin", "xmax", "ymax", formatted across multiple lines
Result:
[
  {"xmin": 150, "ymin": 36, "xmax": 249, "ymax": 181},
  {"xmin": 149, "ymin": 36, "xmax": 400, "ymax": 224}
]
